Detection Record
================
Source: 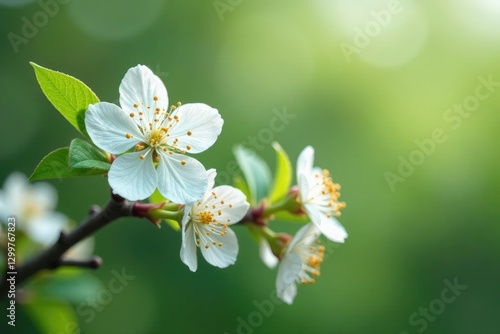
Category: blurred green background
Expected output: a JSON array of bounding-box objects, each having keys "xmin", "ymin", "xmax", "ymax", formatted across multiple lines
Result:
[{"xmin": 1, "ymin": 0, "xmax": 499, "ymax": 333}]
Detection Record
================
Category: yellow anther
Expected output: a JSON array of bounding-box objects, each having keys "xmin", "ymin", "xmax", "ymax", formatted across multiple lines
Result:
[
  {"xmin": 181, "ymin": 160, "xmax": 186, "ymax": 166},
  {"xmin": 186, "ymin": 145, "xmax": 192, "ymax": 150},
  {"xmin": 220, "ymin": 200, "xmax": 225, "ymax": 205},
  {"xmin": 218, "ymin": 210, "xmax": 222, "ymax": 216},
  {"xmin": 173, "ymin": 115, "xmax": 179, "ymax": 121},
  {"xmin": 218, "ymin": 242, "xmax": 223, "ymax": 247},
  {"xmin": 129, "ymin": 112, "xmax": 135, "ymax": 117},
  {"xmin": 177, "ymin": 102, "xmax": 182, "ymax": 106},
  {"xmin": 187, "ymin": 131, "xmax": 192, "ymax": 136},
  {"xmin": 198, "ymin": 211, "xmax": 213, "ymax": 224},
  {"xmin": 153, "ymin": 96, "xmax": 159, "ymax": 101},
  {"xmin": 205, "ymin": 244, "xmax": 209, "ymax": 249},
  {"xmin": 133, "ymin": 103, "xmax": 139, "ymax": 108},
  {"xmin": 136, "ymin": 144, "xmax": 144, "ymax": 151},
  {"xmin": 125, "ymin": 133, "xmax": 133, "ymax": 139},
  {"xmin": 139, "ymin": 155, "xmax": 145, "ymax": 160}
]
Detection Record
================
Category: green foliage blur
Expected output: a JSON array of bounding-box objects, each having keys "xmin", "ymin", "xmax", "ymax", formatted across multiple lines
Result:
[{"xmin": 1, "ymin": 0, "xmax": 499, "ymax": 333}]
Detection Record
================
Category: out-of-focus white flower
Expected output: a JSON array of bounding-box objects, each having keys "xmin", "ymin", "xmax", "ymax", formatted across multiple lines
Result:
[
  {"xmin": 63, "ymin": 237, "xmax": 95, "ymax": 261},
  {"xmin": 276, "ymin": 223, "xmax": 325, "ymax": 304},
  {"xmin": 296, "ymin": 146, "xmax": 347, "ymax": 243},
  {"xmin": 0, "ymin": 172, "xmax": 68, "ymax": 245}
]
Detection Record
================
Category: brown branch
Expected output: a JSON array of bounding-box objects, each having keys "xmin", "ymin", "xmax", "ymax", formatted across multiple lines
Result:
[{"xmin": 0, "ymin": 194, "xmax": 134, "ymax": 295}]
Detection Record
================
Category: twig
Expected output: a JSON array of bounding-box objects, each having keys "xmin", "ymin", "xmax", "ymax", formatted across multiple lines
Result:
[{"xmin": 0, "ymin": 194, "xmax": 134, "ymax": 296}]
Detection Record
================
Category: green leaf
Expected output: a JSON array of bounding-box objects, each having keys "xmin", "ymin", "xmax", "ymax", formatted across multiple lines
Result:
[
  {"xmin": 30, "ymin": 147, "xmax": 107, "ymax": 181},
  {"xmin": 268, "ymin": 142, "xmax": 292, "ymax": 204},
  {"xmin": 24, "ymin": 298, "xmax": 79, "ymax": 334},
  {"xmin": 69, "ymin": 138, "xmax": 110, "ymax": 170},
  {"xmin": 31, "ymin": 62, "xmax": 99, "ymax": 137},
  {"xmin": 233, "ymin": 145, "xmax": 272, "ymax": 205}
]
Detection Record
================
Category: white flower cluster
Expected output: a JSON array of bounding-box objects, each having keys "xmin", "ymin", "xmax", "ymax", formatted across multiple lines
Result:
[{"xmin": 85, "ymin": 65, "xmax": 249, "ymax": 272}]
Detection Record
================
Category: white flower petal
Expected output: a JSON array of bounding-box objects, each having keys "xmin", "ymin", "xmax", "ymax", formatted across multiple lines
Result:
[
  {"xmin": 200, "ymin": 227, "xmax": 238, "ymax": 268},
  {"xmin": 288, "ymin": 222, "xmax": 319, "ymax": 250},
  {"xmin": 86, "ymin": 102, "xmax": 144, "ymax": 154},
  {"xmin": 207, "ymin": 168, "xmax": 217, "ymax": 191},
  {"xmin": 180, "ymin": 214, "xmax": 198, "ymax": 272},
  {"xmin": 0, "ymin": 173, "xmax": 26, "ymax": 218},
  {"xmin": 296, "ymin": 146, "xmax": 314, "ymax": 182},
  {"xmin": 305, "ymin": 204, "xmax": 347, "ymax": 243},
  {"xmin": 168, "ymin": 103, "xmax": 223, "ymax": 154},
  {"xmin": 108, "ymin": 149, "xmax": 157, "ymax": 201},
  {"xmin": 119, "ymin": 65, "xmax": 168, "ymax": 124},
  {"xmin": 31, "ymin": 182, "xmax": 58, "ymax": 212},
  {"xmin": 298, "ymin": 173, "xmax": 310, "ymax": 204},
  {"xmin": 156, "ymin": 151, "xmax": 208, "ymax": 204},
  {"xmin": 279, "ymin": 283, "xmax": 297, "ymax": 305},
  {"xmin": 276, "ymin": 251, "xmax": 301, "ymax": 304},
  {"xmin": 201, "ymin": 186, "xmax": 249, "ymax": 225},
  {"xmin": 27, "ymin": 212, "xmax": 68, "ymax": 245},
  {"xmin": 259, "ymin": 237, "xmax": 278, "ymax": 269}
]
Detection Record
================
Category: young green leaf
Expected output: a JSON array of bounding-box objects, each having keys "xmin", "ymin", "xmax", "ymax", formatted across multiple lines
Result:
[
  {"xmin": 31, "ymin": 62, "xmax": 99, "ymax": 137},
  {"xmin": 69, "ymin": 138, "xmax": 110, "ymax": 170},
  {"xmin": 30, "ymin": 148, "xmax": 107, "ymax": 181},
  {"xmin": 233, "ymin": 145, "xmax": 271, "ymax": 205},
  {"xmin": 268, "ymin": 142, "xmax": 292, "ymax": 204}
]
